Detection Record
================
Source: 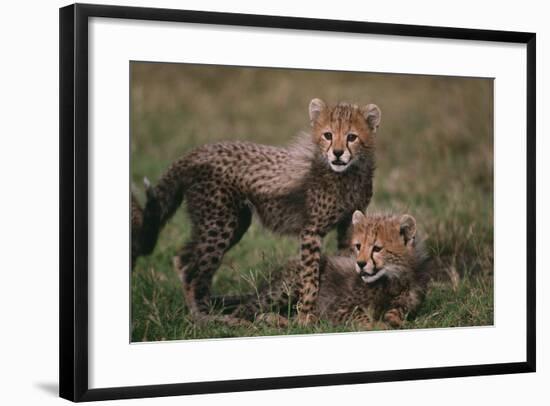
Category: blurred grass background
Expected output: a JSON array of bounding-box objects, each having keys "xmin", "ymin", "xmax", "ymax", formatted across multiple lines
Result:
[{"xmin": 131, "ymin": 62, "xmax": 493, "ymax": 341}]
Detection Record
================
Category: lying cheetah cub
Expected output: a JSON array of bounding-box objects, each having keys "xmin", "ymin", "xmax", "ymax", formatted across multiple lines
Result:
[
  {"xmin": 136, "ymin": 99, "xmax": 381, "ymax": 325},
  {"xmin": 232, "ymin": 211, "xmax": 430, "ymax": 329}
]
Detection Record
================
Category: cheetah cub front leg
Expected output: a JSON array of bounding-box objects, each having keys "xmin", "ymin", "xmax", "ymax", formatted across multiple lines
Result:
[
  {"xmin": 383, "ymin": 289, "xmax": 423, "ymax": 328},
  {"xmin": 296, "ymin": 226, "xmax": 324, "ymax": 326}
]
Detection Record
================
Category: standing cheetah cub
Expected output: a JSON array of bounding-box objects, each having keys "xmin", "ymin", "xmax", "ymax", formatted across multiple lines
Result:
[
  {"xmin": 137, "ymin": 99, "xmax": 381, "ymax": 324},
  {"xmin": 232, "ymin": 211, "xmax": 430, "ymax": 329}
]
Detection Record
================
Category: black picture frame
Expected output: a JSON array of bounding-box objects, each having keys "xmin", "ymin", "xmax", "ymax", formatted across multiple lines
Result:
[{"xmin": 59, "ymin": 3, "xmax": 536, "ymax": 402}]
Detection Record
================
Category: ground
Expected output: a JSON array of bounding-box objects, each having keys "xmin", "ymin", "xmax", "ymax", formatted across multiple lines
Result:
[{"xmin": 130, "ymin": 63, "xmax": 494, "ymax": 341}]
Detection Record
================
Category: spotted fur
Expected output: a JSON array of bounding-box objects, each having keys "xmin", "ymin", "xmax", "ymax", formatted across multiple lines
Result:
[{"xmin": 133, "ymin": 99, "xmax": 380, "ymax": 324}]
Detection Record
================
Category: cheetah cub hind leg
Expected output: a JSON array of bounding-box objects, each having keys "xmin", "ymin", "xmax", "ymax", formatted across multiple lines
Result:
[
  {"xmin": 255, "ymin": 313, "xmax": 289, "ymax": 328},
  {"xmin": 173, "ymin": 256, "xmax": 254, "ymax": 328}
]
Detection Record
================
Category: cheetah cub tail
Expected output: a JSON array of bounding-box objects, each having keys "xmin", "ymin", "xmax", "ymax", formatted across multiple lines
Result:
[{"xmin": 139, "ymin": 177, "xmax": 162, "ymax": 256}]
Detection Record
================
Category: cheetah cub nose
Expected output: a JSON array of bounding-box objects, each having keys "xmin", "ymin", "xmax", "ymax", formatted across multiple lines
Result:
[
  {"xmin": 356, "ymin": 260, "xmax": 367, "ymax": 269},
  {"xmin": 333, "ymin": 149, "xmax": 344, "ymax": 158}
]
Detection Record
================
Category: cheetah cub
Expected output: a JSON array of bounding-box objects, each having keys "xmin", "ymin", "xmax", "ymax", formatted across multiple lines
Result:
[
  {"xmin": 136, "ymin": 99, "xmax": 381, "ymax": 325},
  {"xmin": 232, "ymin": 211, "xmax": 430, "ymax": 329}
]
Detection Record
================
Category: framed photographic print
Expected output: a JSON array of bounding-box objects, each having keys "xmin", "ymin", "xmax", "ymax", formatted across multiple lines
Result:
[{"xmin": 59, "ymin": 3, "xmax": 536, "ymax": 402}]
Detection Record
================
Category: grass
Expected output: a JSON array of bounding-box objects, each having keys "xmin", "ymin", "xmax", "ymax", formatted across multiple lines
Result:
[{"xmin": 130, "ymin": 62, "xmax": 494, "ymax": 341}]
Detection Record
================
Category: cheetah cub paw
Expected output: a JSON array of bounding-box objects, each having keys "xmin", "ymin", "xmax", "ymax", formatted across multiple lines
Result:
[{"xmin": 296, "ymin": 312, "xmax": 318, "ymax": 327}]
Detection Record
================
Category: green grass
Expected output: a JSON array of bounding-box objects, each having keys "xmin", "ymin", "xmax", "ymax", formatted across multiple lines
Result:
[{"xmin": 130, "ymin": 63, "xmax": 494, "ymax": 341}]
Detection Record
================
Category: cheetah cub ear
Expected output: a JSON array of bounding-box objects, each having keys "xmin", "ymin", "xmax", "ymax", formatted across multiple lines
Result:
[
  {"xmin": 361, "ymin": 104, "xmax": 382, "ymax": 133},
  {"xmin": 352, "ymin": 210, "xmax": 366, "ymax": 226},
  {"xmin": 399, "ymin": 214, "xmax": 417, "ymax": 245},
  {"xmin": 309, "ymin": 98, "xmax": 327, "ymax": 125}
]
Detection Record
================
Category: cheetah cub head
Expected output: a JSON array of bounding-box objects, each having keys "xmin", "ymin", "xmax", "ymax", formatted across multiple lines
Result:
[
  {"xmin": 309, "ymin": 98, "xmax": 381, "ymax": 173},
  {"xmin": 350, "ymin": 211, "xmax": 418, "ymax": 284}
]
